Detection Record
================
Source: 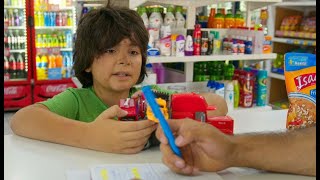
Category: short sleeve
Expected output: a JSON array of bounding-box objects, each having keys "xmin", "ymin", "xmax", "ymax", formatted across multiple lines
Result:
[{"xmin": 38, "ymin": 89, "xmax": 79, "ymax": 120}]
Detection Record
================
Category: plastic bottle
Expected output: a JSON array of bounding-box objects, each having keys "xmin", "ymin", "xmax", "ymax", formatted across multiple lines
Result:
[
  {"xmin": 256, "ymin": 70, "xmax": 267, "ymax": 106},
  {"xmin": 36, "ymin": 34, "xmax": 42, "ymax": 48},
  {"xmin": 201, "ymin": 31, "xmax": 208, "ymax": 55},
  {"xmin": 170, "ymin": 34, "xmax": 177, "ymax": 56},
  {"xmin": 184, "ymin": 29, "xmax": 193, "ymax": 56},
  {"xmin": 40, "ymin": 54, "xmax": 48, "ymax": 79},
  {"xmin": 67, "ymin": 11, "xmax": 73, "ymax": 26},
  {"xmin": 48, "ymin": 54, "xmax": 56, "ymax": 68},
  {"xmin": 8, "ymin": 9, "xmax": 14, "ymax": 27},
  {"xmin": 143, "ymin": 63, "xmax": 157, "ymax": 85},
  {"xmin": 176, "ymin": 35, "xmax": 185, "ymax": 57},
  {"xmin": 175, "ymin": 6, "xmax": 185, "ymax": 28},
  {"xmin": 164, "ymin": 6, "xmax": 176, "ymax": 30},
  {"xmin": 9, "ymin": 54, "xmax": 17, "ymax": 79},
  {"xmin": 225, "ymin": 81, "xmax": 234, "ymax": 112},
  {"xmin": 42, "ymin": 34, "xmax": 48, "ymax": 48},
  {"xmin": 193, "ymin": 24, "xmax": 201, "ymax": 55},
  {"xmin": 14, "ymin": 9, "xmax": 20, "ymax": 26},
  {"xmin": 213, "ymin": 8, "xmax": 224, "ymax": 28},
  {"xmin": 215, "ymin": 82, "xmax": 225, "ymax": 98},
  {"xmin": 206, "ymin": 32, "xmax": 214, "ymax": 55},
  {"xmin": 137, "ymin": 6, "xmax": 149, "ymax": 29},
  {"xmin": 66, "ymin": 31, "xmax": 73, "ymax": 48},
  {"xmin": 207, "ymin": 8, "xmax": 215, "ymax": 28},
  {"xmin": 234, "ymin": 10, "xmax": 244, "ymax": 28},
  {"xmin": 149, "ymin": 7, "xmax": 163, "ymax": 29},
  {"xmin": 16, "ymin": 53, "xmax": 25, "ymax": 78},
  {"xmin": 37, "ymin": 11, "xmax": 44, "ymax": 26},
  {"xmin": 245, "ymin": 36, "xmax": 253, "ymax": 54},
  {"xmin": 55, "ymin": 54, "xmax": 63, "ymax": 68},
  {"xmin": 233, "ymin": 80, "xmax": 240, "ymax": 108},
  {"xmin": 4, "ymin": 56, "xmax": 10, "ymax": 80},
  {"xmin": 213, "ymin": 31, "xmax": 221, "ymax": 55},
  {"xmin": 224, "ymin": 9, "xmax": 234, "ymax": 28}
]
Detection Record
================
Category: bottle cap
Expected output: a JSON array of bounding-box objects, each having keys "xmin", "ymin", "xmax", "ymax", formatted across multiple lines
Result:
[
  {"xmin": 176, "ymin": 34, "xmax": 185, "ymax": 41},
  {"xmin": 186, "ymin": 29, "xmax": 194, "ymax": 36}
]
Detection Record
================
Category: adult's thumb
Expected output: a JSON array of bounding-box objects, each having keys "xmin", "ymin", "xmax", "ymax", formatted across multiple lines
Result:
[{"xmin": 99, "ymin": 105, "xmax": 128, "ymax": 120}]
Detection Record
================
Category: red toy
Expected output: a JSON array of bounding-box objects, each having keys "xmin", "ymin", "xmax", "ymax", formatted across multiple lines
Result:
[
  {"xmin": 119, "ymin": 92, "xmax": 234, "ymax": 135},
  {"xmin": 170, "ymin": 93, "xmax": 234, "ymax": 135}
]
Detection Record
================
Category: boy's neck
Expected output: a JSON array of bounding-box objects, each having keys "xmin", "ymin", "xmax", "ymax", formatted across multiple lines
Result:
[{"xmin": 92, "ymin": 85, "xmax": 130, "ymax": 107}]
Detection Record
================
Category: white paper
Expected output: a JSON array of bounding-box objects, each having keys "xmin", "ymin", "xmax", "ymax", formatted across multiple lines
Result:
[{"xmin": 90, "ymin": 163, "xmax": 224, "ymax": 180}]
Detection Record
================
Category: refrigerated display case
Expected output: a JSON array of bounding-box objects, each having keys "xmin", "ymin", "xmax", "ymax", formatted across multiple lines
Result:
[
  {"xmin": 4, "ymin": 0, "xmax": 33, "ymax": 110},
  {"xmin": 30, "ymin": 0, "xmax": 77, "ymax": 103}
]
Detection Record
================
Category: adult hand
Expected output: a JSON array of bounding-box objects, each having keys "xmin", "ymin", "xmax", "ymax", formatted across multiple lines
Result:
[
  {"xmin": 156, "ymin": 118, "xmax": 235, "ymax": 175},
  {"xmin": 84, "ymin": 105, "xmax": 157, "ymax": 154}
]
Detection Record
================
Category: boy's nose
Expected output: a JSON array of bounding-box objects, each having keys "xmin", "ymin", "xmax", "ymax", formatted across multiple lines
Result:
[{"xmin": 117, "ymin": 54, "xmax": 131, "ymax": 65}]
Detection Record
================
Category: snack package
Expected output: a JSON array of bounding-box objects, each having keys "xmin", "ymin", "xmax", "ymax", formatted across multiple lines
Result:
[
  {"xmin": 284, "ymin": 53, "xmax": 316, "ymax": 130},
  {"xmin": 280, "ymin": 15, "xmax": 302, "ymax": 31},
  {"xmin": 300, "ymin": 16, "xmax": 316, "ymax": 33}
]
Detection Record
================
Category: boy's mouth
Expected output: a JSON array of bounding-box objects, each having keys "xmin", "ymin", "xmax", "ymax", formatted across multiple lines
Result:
[{"xmin": 113, "ymin": 72, "xmax": 131, "ymax": 77}]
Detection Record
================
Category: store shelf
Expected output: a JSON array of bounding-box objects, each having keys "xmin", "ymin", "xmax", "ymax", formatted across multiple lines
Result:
[
  {"xmin": 269, "ymin": 72, "xmax": 285, "ymax": 80},
  {"xmin": 60, "ymin": 48, "xmax": 73, "ymax": 51},
  {"xmin": 231, "ymin": 105, "xmax": 273, "ymax": 113},
  {"xmin": 59, "ymin": 7, "xmax": 75, "ymax": 11},
  {"xmin": 83, "ymin": 3, "xmax": 104, "ymax": 7},
  {"xmin": 272, "ymin": 37, "xmax": 316, "ymax": 46},
  {"xmin": 273, "ymin": 1, "xmax": 316, "ymax": 7},
  {"xmin": 9, "ymin": 49, "xmax": 26, "ymax": 53},
  {"xmin": 275, "ymin": 30, "xmax": 316, "ymax": 40},
  {"xmin": 4, "ymin": 6, "xmax": 25, "ymax": 9},
  {"xmin": 7, "ymin": 26, "xmax": 25, "ymax": 30},
  {"xmin": 35, "ymin": 26, "xmax": 74, "ymax": 30},
  {"xmin": 130, "ymin": 0, "xmax": 282, "ymax": 10},
  {"xmin": 147, "ymin": 53, "xmax": 277, "ymax": 63}
]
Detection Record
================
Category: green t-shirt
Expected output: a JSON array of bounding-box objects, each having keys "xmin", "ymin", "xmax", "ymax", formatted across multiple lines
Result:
[{"xmin": 39, "ymin": 86, "xmax": 111, "ymax": 122}]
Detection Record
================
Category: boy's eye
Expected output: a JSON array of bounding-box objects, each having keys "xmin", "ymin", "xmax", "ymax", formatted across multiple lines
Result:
[
  {"xmin": 130, "ymin": 51, "xmax": 139, "ymax": 55},
  {"xmin": 105, "ymin": 49, "xmax": 116, "ymax": 53}
]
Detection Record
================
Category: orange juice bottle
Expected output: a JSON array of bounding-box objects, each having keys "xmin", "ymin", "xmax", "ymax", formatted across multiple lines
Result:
[
  {"xmin": 213, "ymin": 8, "xmax": 224, "ymax": 28},
  {"xmin": 48, "ymin": 54, "xmax": 56, "ymax": 68},
  {"xmin": 234, "ymin": 10, "xmax": 245, "ymax": 28},
  {"xmin": 224, "ymin": 9, "xmax": 234, "ymax": 28},
  {"xmin": 207, "ymin": 8, "xmax": 215, "ymax": 28},
  {"xmin": 55, "ymin": 54, "xmax": 63, "ymax": 68},
  {"xmin": 40, "ymin": 54, "xmax": 48, "ymax": 79}
]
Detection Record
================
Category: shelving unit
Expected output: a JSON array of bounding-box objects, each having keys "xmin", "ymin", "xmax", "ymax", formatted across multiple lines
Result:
[
  {"xmin": 266, "ymin": 0, "xmax": 316, "ymax": 105},
  {"xmin": 268, "ymin": 72, "xmax": 284, "ymax": 80},
  {"xmin": 130, "ymin": 0, "xmax": 281, "ymax": 82}
]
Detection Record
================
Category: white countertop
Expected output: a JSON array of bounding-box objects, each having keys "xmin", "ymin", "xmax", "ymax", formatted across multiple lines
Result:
[{"xmin": 4, "ymin": 109, "xmax": 315, "ymax": 180}]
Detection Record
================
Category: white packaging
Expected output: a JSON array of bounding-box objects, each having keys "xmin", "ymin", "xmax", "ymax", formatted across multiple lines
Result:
[
  {"xmin": 164, "ymin": 10, "xmax": 176, "ymax": 30},
  {"xmin": 224, "ymin": 81, "xmax": 234, "ymax": 112},
  {"xmin": 215, "ymin": 83, "xmax": 225, "ymax": 98},
  {"xmin": 159, "ymin": 36, "xmax": 171, "ymax": 56},
  {"xmin": 175, "ymin": 10, "xmax": 185, "ymax": 28},
  {"xmin": 160, "ymin": 25, "xmax": 171, "ymax": 39},
  {"xmin": 184, "ymin": 34, "xmax": 193, "ymax": 55},
  {"xmin": 149, "ymin": 10, "xmax": 163, "ymax": 29}
]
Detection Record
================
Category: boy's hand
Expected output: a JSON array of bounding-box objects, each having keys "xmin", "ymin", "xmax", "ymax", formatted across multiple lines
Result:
[{"xmin": 84, "ymin": 105, "xmax": 157, "ymax": 154}]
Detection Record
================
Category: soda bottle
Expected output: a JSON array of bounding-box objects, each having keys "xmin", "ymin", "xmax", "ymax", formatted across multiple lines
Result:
[
  {"xmin": 4, "ymin": 56, "xmax": 10, "ymax": 80},
  {"xmin": 67, "ymin": 11, "xmax": 73, "ymax": 26},
  {"xmin": 234, "ymin": 10, "xmax": 245, "ymax": 28},
  {"xmin": 8, "ymin": 9, "xmax": 14, "ymax": 27},
  {"xmin": 9, "ymin": 30, "xmax": 16, "ymax": 49},
  {"xmin": 62, "ymin": 12, "xmax": 67, "ymax": 26},
  {"xmin": 213, "ymin": 8, "xmax": 224, "ymax": 28},
  {"xmin": 62, "ymin": 33, "xmax": 67, "ymax": 48},
  {"xmin": 58, "ymin": 34, "xmax": 64, "ymax": 48},
  {"xmin": 16, "ymin": 53, "xmax": 25, "ymax": 78},
  {"xmin": 51, "ymin": 34, "xmax": 59, "ymax": 47},
  {"xmin": 36, "ymin": 34, "xmax": 42, "ymax": 48},
  {"xmin": 50, "ymin": 12, "xmax": 56, "ymax": 26},
  {"xmin": 4, "ymin": 9, "xmax": 9, "ymax": 27},
  {"xmin": 55, "ymin": 53, "xmax": 63, "ymax": 68},
  {"xmin": 40, "ymin": 54, "xmax": 48, "ymax": 79},
  {"xmin": 36, "ymin": 54, "xmax": 42, "ymax": 79},
  {"xmin": 15, "ymin": 30, "xmax": 21, "ymax": 49},
  {"xmin": 9, "ymin": 54, "xmax": 17, "ymax": 79},
  {"xmin": 14, "ymin": 9, "xmax": 20, "ymax": 26},
  {"xmin": 42, "ymin": 34, "xmax": 48, "ymax": 48},
  {"xmin": 56, "ymin": 12, "xmax": 63, "ymax": 26},
  {"xmin": 38, "ymin": 11, "xmax": 44, "ymax": 26},
  {"xmin": 66, "ymin": 31, "xmax": 72, "ymax": 48},
  {"xmin": 47, "ymin": 34, "xmax": 52, "ymax": 48},
  {"xmin": 4, "ymin": 32, "xmax": 9, "ymax": 49},
  {"xmin": 48, "ymin": 54, "xmax": 56, "ymax": 68}
]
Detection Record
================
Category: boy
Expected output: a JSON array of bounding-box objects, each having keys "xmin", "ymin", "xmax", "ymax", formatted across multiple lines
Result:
[{"xmin": 10, "ymin": 2, "xmax": 227, "ymax": 154}]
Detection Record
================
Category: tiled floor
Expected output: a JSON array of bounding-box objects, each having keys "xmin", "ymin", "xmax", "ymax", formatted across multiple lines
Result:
[{"xmin": 4, "ymin": 112, "xmax": 15, "ymax": 135}]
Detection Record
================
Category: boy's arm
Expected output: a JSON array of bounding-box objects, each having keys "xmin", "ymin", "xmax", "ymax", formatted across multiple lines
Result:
[
  {"xmin": 10, "ymin": 104, "xmax": 89, "ymax": 148},
  {"xmin": 231, "ymin": 126, "xmax": 316, "ymax": 176}
]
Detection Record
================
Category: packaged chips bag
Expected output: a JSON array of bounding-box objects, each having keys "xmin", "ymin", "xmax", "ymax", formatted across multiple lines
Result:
[{"xmin": 284, "ymin": 53, "xmax": 316, "ymax": 130}]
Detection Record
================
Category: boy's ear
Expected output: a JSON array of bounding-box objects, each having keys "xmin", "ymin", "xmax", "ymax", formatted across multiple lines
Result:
[{"xmin": 85, "ymin": 67, "xmax": 91, "ymax": 72}]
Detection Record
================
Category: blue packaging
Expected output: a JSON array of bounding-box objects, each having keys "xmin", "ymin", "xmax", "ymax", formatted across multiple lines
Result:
[{"xmin": 256, "ymin": 70, "xmax": 268, "ymax": 106}]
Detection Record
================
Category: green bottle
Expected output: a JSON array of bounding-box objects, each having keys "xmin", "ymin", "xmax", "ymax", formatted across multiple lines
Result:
[{"xmin": 233, "ymin": 80, "xmax": 240, "ymax": 108}]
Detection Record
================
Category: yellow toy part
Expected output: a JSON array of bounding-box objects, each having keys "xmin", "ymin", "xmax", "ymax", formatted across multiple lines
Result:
[{"xmin": 146, "ymin": 98, "xmax": 169, "ymax": 122}]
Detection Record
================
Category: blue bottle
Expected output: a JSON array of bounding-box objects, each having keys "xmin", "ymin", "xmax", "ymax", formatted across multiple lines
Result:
[{"xmin": 256, "ymin": 70, "xmax": 268, "ymax": 106}]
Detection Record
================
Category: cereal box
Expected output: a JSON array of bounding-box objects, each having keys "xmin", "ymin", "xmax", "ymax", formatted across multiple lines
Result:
[{"xmin": 284, "ymin": 53, "xmax": 316, "ymax": 130}]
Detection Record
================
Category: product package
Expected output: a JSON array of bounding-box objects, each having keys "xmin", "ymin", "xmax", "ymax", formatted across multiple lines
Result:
[{"xmin": 284, "ymin": 53, "xmax": 316, "ymax": 130}]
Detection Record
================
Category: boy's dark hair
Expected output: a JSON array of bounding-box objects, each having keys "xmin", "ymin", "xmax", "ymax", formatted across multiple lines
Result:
[{"xmin": 73, "ymin": 2, "xmax": 149, "ymax": 88}]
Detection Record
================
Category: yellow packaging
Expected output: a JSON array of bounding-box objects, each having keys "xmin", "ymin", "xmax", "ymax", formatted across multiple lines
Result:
[{"xmin": 284, "ymin": 53, "xmax": 316, "ymax": 130}]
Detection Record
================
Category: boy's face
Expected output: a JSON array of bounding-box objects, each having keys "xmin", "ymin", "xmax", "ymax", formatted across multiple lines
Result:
[{"xmin": 87, "ymin": 38, "xmax": 142, "ymax": 92}]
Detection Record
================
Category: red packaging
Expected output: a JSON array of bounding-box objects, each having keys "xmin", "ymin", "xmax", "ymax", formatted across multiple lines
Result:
[{"xmin": 240, "ymin": 71, "xmax": 254, "ymax": 107}]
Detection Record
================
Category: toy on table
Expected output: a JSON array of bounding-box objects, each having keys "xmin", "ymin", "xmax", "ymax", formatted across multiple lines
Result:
[{"xmin": 118, "ymin": 86, "xmax": 234, "ymax": 135}]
